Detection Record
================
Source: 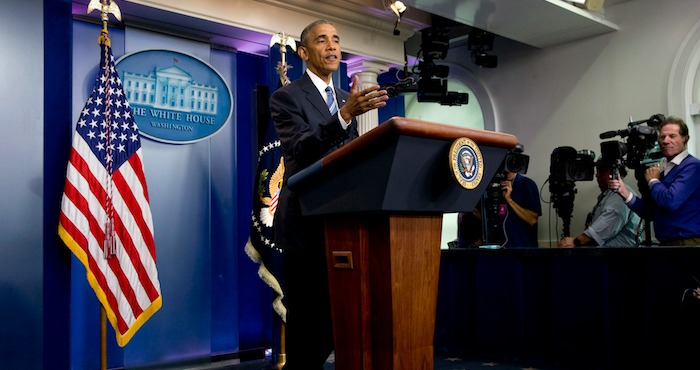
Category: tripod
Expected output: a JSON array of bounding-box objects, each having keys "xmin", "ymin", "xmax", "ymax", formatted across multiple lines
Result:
[
  {"xmin": 632, "ymin": 165, "xmax": 655, "ymax": 246},
  {"xmin": 552, "ymin": 181, "xmax": 576, "ymax": 239}
]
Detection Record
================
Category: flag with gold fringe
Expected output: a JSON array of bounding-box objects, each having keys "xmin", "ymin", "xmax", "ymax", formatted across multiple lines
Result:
[{"xmin": 59, "ymin": 31, "xmax": 161, "ymax": 347}]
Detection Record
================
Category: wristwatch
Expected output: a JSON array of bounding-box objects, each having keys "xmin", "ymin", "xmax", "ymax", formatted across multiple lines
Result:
[{"xmin": 573, "ymin": 238, "xmax": 581, "ymax": 247}]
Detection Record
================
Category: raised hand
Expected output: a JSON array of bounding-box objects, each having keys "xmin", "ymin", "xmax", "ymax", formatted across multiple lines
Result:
[{"xmin": 339, "ymin": 75, "xmax": 389, "ymax": 122}]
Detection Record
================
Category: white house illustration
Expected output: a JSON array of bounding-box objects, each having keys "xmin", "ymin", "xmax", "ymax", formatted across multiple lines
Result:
[{"xmin": 123, "ymin": 65, "xmax": 218, "ymax": 114}]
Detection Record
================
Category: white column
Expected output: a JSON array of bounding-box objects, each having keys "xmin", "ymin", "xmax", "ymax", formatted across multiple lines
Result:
[{"xmin": 347, "ymin": 60, "xmax": 390, "ymax": 136}]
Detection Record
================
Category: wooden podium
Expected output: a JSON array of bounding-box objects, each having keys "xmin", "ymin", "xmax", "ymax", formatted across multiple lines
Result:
[{"xmin": 288, "ymin": 117, "xmax": 518, "ymax": 370}]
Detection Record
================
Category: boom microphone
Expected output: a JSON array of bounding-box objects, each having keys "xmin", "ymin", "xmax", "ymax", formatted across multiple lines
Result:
[
  {"xmin": 627, "ymin": 113, "xmax": 666, "ymax": 127},
  {"xmin": 599, "ymin": 129, "xmax": 629, "ymax": 139}
]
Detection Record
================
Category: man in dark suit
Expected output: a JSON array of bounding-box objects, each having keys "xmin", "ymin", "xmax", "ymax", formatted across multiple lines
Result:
[{"xmin": 270, "ymin": 19, "xmax": 388, "ymax": 370}]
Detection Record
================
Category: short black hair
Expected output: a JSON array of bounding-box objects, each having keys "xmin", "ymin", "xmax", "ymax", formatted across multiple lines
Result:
[{"xmin": 299, "ymin": 19, "xmax": 334, "ymax": 47}]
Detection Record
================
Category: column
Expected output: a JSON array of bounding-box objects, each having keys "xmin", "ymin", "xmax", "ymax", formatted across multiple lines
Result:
[{"xmin": 347, "ymin": 60, "xmax": 390, "ymax": 136}]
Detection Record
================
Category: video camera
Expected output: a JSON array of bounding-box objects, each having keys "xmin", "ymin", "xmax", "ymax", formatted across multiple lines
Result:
[
  {"xmin": 486, "ymin": 144, "xmax": 530, "ymax": 201},
  {"xmin": 481, "ymin": 144, "xmax": 530, "ymax": 245},
  {"xmin": 599, "ymin": 114, "xmax": 665, "ymax": 173},
  {"xmin": 548, "ymin": 146, "xmax": 595, "ymax": 237},
  {"xmin": 549, "ymin": 146, "xmax": 595, "ymax": 190}
]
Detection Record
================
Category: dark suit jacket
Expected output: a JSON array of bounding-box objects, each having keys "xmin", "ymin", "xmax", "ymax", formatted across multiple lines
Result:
[{"xmin": 270, "ymin": 72, "xmax": 359, "ymax": 253}]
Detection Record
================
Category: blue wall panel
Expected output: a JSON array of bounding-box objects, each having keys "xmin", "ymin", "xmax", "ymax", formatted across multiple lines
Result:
[
  {"xmin": 43, "ymin": 1, "xmax": 74, "ymax": 369},
  {"xmin": 210, "ymin": 47, "xmax": 241, "ymax": 355},
  {"xmin": 236, "ymin": 51, "xmax": 275, "ymax": 351}
]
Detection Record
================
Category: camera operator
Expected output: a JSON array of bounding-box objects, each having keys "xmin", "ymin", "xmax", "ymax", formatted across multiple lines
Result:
[
  {"xmin": 500, "ymin": 170, "xmax": 542, "ymax": 247},
  {"xmin": 559, "ymin": 159, "xmax": 642, "ymax": 248},
  {"xmin": 457, "ymin": 145, "xmax": 541, "ymax": 248},
  {"xmin": 609, "ymin": 116, "xmax": 700, "ymax": 245}
]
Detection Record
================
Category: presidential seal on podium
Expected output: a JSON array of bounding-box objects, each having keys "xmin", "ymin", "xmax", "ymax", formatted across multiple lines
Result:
[{"xmin": 449, "ymin": 137, "xmax": 484, "ymax": 189}]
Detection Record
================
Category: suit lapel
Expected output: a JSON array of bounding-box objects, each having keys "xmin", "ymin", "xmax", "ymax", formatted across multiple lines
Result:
[{"xmin": 300, "ymin": 73, "xmax": 331, "ymax": 118}]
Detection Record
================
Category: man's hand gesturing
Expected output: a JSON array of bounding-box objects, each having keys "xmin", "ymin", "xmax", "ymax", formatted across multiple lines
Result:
[{"xmin": 339, "ymin": 75, "xmax": 389, "ymax": 123}]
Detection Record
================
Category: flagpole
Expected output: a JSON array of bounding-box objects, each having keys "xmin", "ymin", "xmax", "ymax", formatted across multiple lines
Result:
[
  {"xmin": 266, "ymin": 32, "xmax": 295, "ymax": 370},
  {"xmin": 101, "ymin": 307, "xmax": 107, "ymax": 370},
  {"xmin": 87, "ymin": 2, "xmax": 123, "ymax": 369}
]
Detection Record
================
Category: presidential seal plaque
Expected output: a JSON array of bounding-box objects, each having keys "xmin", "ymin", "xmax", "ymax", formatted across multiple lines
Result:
[{"xmin": 449, "ymin": 137, "xmax": 484, "ymax": 189}]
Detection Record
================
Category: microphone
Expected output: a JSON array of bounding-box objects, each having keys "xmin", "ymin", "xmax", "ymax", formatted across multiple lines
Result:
[
  {"xmin": 600, "ymin": 130, "xmax": 623, "ymax": 139},
  {"xmin": 628, "ymin": 113, "xmax": 666, "ymax": 127}
]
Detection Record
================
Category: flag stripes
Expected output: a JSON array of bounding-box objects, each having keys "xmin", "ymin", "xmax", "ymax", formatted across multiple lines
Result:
[{"xmin": 59, "ymin": 37, "xmax": 161, "ymax": 347}]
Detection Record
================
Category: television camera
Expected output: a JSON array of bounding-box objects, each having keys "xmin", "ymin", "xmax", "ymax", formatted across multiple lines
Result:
[
  {"xmin": 548, "ymin": 146, "xmax": 596, "ymax": 238},
  {"xmin": 599, "ymin": 114, "xmax": 665, "ymax": 245},
  {"xmin": 481, "ymin": 144, "xmax": 530, "ymax": 246},
  {"xmin": 379, "ymin": 27, "xmax": 468, "ymax": 106},
  {"xmin": 599, "ymin": 114, "xmax": 665, "ymax": 176}
]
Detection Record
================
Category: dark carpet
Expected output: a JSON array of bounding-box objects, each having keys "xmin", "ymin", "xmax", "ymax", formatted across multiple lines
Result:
[{"xmin": 221, "ymin": 353, "xmax": 563, "ymax": 370}]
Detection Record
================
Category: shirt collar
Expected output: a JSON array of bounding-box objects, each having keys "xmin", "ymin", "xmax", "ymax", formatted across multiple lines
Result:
[
  {"xmin": 660, "ymin": 149, "xmax": 689, "ymax": 170},
  {"xmin": 306, "ymin": 68, "xmax": 334, "ymax": 96},
  {"xmin": 670, "ymin": 149, "xmax": 689, "ymax": 166}
]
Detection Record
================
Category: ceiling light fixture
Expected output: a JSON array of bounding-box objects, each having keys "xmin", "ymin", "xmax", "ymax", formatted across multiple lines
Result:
[{"xmin": 386, "ymin": 1, "xmax": 407, "ymax": 35}]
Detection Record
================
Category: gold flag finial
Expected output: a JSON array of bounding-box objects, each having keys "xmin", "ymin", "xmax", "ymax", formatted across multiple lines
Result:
[
  {"xmin": 270, "ymin": 32, "xmax": 297, "ymax": 86},
  {"xmin": 87, "ymin": 0, "xmax": 122, "ymax": 45}
]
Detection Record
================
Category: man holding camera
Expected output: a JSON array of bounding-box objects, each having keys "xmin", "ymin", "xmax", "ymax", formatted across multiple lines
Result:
[
  {"xmin": 609, "ymin": 116, "xmax": 700, "ymax": 246},
  {"xmin": 560, "ymin": 159, "xmax": 642, "ymax": 247},
  {"xmin": 458, "ymin": 145, "xmax": 541, "ymax": 248},
  {"xmin": 500, "ymin": 170, "xmax": 542, "ymax": 247}
]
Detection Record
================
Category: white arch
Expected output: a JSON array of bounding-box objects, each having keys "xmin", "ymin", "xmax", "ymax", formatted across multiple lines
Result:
[
  {"xmin": 668, "ymin": 18, "xmax": 700, "ymax": 155},
  {"xmin": 443, "ymin": 62, "xmax": 497, "ymax": 132}
]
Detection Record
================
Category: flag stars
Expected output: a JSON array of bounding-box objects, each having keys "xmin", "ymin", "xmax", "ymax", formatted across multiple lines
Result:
[
  {"xmin": 117, "ymin": 144, "xmax": 125, "ymax": 152},
  {"xmin": 130, "ymin": 133, "xmax": 138, "ymax": 142},
  {"xmin": 92, "ymin": 108, "xmax": 101, "ymax": 117},
  {"xmin": 119, "ymin": 133, "xmax": 127, "ymax": 142},
  {"xmin": 89, "ymin": 119, "xmax": 98, "ymax": 128},
  {"xmin": 87, "ymin": 131, "xmax": 96, "ymax": 140},
  {"xmin": 78, "ymin": 118, "xmax": 87, "ymax": 128}
]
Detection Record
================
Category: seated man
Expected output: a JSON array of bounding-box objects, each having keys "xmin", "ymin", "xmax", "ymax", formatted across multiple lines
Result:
[{"xmin": 559, "ymin": 159, "xmax": 642, "ymax": 247}]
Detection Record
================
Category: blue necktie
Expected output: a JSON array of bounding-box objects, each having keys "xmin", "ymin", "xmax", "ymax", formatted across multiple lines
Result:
[{"xmin": 325, "ymin": 86, "xmax": 338, "ymax": 115}]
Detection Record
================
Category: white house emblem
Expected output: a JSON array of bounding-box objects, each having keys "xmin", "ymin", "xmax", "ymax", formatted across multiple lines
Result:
[{"xmin": 115, "ymin": 49, "xmax": 233, "ymax": 144}]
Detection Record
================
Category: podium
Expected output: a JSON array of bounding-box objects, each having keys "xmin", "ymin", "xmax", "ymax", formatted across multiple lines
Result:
[{"xmin": 288, "ymin": 117, "xmax": 518, "ymax": 370}]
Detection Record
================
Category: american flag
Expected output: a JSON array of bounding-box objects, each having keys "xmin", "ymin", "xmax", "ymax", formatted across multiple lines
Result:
[{"xmin": 58, "ymin": 35, "xmax": 162, "ymax": 347}]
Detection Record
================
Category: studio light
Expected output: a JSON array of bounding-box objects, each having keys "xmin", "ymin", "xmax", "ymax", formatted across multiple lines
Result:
[
  {"xmin": 471, "ymin": 50, "xmax": 498, "ymax": 68},
  {"xmin": 389, "ymin": 1, "xmax": 406, "ymax": 17},
  {"xmin": 414, "ymin": 27, "xmax": 468, "ymax": 106},
  {"xmin": 386, "ymin": 1, "xmax": 407, "ymax": 35},
  {"xmin": 468, "ymin": 28, "xmax": 498, "ymax": 68}
]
